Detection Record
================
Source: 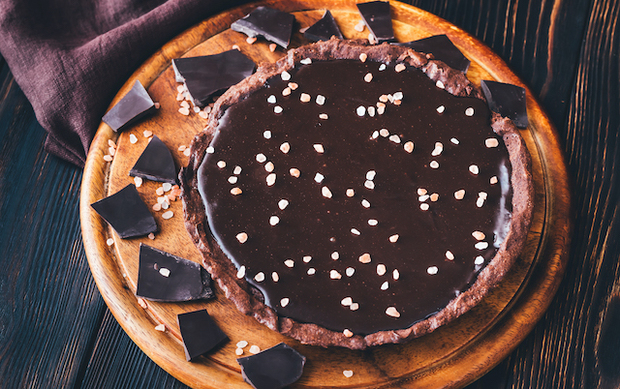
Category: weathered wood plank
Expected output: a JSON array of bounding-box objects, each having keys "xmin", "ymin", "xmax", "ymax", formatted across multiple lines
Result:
[
  {"xmin": 79, "ymin": 310, "xmax": 190, "ymax": 389},
  {"xmin": 0, "ymin": 66, "xmax": 108, "ymax": 388}
]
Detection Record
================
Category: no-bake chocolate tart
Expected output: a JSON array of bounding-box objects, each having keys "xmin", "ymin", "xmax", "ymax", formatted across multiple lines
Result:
[{"xmin": 180, "ymin": 38, "xmax": 533, "ymax": 349}]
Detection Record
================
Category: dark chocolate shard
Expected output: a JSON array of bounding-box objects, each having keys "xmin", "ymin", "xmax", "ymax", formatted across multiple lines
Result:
[
  {"xmin": 231, "ymin": 6, "xmax": 295, "ymax": 48},
  {"xmin": 90, "ymin": 184, "xmax": 157, "ymax": 239},
  {"xmin": 136, "ymin": 244, "xmax": 214, "ymax": 302},
  {"xmin": 481, "ymin": 80, "xmax": 528, "ymax": 128},
  {"xmin": 102, "ymin": 80, "xmax": 156, "ymax": 132},
  {"xmin": 304, "ymin": 10, "xmax": 343, "ymax": 41},
  {"xmin": 237, "ymin": 343, "xmax": 306, "ymax": 389},
  {"xmin": 177, "ymin": 309, "xmax": 228, "ymax": 361},
  {"xmin": 356, "ymin": 1, "xmax": 394, "ymax": 43},
  {"xmin": 172, "ymin": 50, "xmax": 255, "ymax": 107},
  {"xmin": 129, "ymin": 135, "xmax": 178, "ymax": 184},
  {"xmin": 397, "ymin": 34, "xmax": 471, "ymax": 73}
]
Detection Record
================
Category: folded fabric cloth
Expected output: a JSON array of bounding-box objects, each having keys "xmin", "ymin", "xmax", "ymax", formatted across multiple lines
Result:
[{"xmin": 0, "ymin": 0, "xmax": 244, "ymax": 166}]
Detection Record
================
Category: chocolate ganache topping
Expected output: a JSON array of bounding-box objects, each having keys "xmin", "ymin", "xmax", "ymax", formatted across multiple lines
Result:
[{"xmin": 196, "ymin": 56, "xmax": 513, "ymax": 336}]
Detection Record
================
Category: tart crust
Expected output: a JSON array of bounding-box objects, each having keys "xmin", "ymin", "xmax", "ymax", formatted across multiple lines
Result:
[{"xmin": 180, "ymin": 38, "xmax": 534, "ymax": 349}]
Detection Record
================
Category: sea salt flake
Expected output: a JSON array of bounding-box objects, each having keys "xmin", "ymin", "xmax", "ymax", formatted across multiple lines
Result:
[
  {"xmin": 236, "ymin": 232, "xmax": 248, "ymax": 243},
  {"xmin": 359, "ymin": 253, "xmax": 371, "ymax": 263},
  {"xmin": 427, "ymin": 266, "xmax": 439, "ymax": 275},
  {"xmin": 404, "ymin": 141, "xmax": 415, "ymax": 153},
  {"xmin": 454, "ymin": 189, "xmax": 465, "ymax": 200},
  {"xmin": 475, "ymin": 242, "xmax": 489, "ymax": 250},
  {"xmin": 485, "ymin": 138, "xmax": 500, "ymax": 148},
  {"xmin": 386, "ymin": 307, "xmax": 400, "ymax": 317}
]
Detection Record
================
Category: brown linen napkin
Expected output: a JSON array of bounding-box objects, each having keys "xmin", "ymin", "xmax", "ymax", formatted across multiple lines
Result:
[{"xmin": 0, "ymin": 0, "xmax": 245, "ymax": 166}]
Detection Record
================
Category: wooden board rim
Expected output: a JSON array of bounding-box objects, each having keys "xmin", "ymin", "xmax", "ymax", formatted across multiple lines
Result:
[{"xmin": 80, "ymin": 1, "xmax": 572, "ymax": 387}]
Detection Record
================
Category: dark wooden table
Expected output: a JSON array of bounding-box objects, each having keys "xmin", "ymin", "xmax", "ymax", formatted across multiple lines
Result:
[{"xmin": 1, "ymin": 0, "xmax": 618, "ymax": 387}]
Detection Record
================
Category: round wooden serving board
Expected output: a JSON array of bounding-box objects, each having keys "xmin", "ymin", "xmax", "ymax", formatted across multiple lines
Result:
[{"xmin": 80, "ymin": 1, "xmax": 572, "ymax": 388}]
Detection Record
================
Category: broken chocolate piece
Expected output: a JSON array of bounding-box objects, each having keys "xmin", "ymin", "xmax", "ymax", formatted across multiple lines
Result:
[
  {"xmin": 231, "ymin": 6, "xmax": 295, "ymax": 48},
  {"xmin": 136, "ymin": 244, "xmax": 214, "ymax": 302},
  {"xmin": 90, "ymin": 184, "xmax": 157, "ymax": 238},
  {"xmin": 356, "ymin": 1, "xmax": 394, "ymax": 43},
  {"xmin": 177, "ymin": 309, "xmax": 228, "ymax": 361},
  {"xmin": 481, "ymin": 80, "xmax": 528, "ymax": 128},
  {"xmin": 237, "ymin": 343, "xmax": 306, "ymax": 389},
  {"xmin": 102, "ymin": 80, "xmax": 156, "ymax": 132},
  {"xmin": 303, "ymin": 10, "xmax": 343, "ymax": 41},
  {"xmin": 129, "ymin": 135, "xmax": 178, "ymax": 184},
  {"xmin": 172, "ymin": 50, "xmax": 255, "ymax": 107},
  {"xmin": 398, "ymin": 34, "xmax": 470, "ymax": 73}
]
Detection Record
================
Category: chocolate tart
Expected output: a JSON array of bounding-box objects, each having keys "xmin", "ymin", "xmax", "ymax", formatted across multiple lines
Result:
[{"xmin": 180, "ymin": 38, "xmax": 533, "ymax": 349}]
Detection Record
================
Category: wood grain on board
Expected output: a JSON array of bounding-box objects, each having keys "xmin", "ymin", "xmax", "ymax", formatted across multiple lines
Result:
[
  {"xmin": 79, "ymin": 1, "xmax": 570, "ymax": 388},
  {"xmin": 3, "ymin": 0, "xmax": 619, "ymax": 388}
]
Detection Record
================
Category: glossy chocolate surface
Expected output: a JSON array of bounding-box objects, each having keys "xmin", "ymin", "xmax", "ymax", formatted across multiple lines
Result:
[
  {"xmin": 129, "ymin": 135, "xmax": 178, "ymax": 184},
  {"xmin": 136, "ymin": 244, "xmax": 214, "ymax": 302},
  {"xmin": 357, "ymin": 1, "xmax": 394, "ymax": 43},
  {"xmin": 172, "ymin": 50, "xmax": 255, "ymax": 107},
  {"xmin": 231, "ymin": 6, "xmax": 295, "ymax": 48},
  {"xmin": 481, "ymin": 80, "xmax": 529, "ymax": 128},
  {"xmin": 398, "ymin": 35, "xmax": 470, "ymax": 73},
  {"xmin": 237, "ymin": 343, "xmax": 306, "ymax": 389},
  {"xmin": 199, "ymin": 59, "xmax": 512, "ymax": 335},
  {"xmin": 304, "ymin": 10, "xmax": 343, "ymax": 41},
  {"xmin": 91, "ymin": 183, "xmax": 157, "ymax": 239},
  {"xmin": 177, "ymin": 309, "xmax": 228, "ymax": 361},
  {"xmin": 102, "ymin": 80, "xmax": 155, "ymax": 132}
]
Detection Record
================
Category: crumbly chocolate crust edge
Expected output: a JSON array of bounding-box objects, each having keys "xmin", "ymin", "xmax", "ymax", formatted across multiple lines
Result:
[{"xmin": 180, "ymin": 38, "xmax": 534, "ymax": 350}]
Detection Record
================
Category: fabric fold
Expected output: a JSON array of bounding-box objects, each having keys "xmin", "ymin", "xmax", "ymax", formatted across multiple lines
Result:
[{"xmin": 0, "ymin": 0, "xmax": 244, "ymax": 167}]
